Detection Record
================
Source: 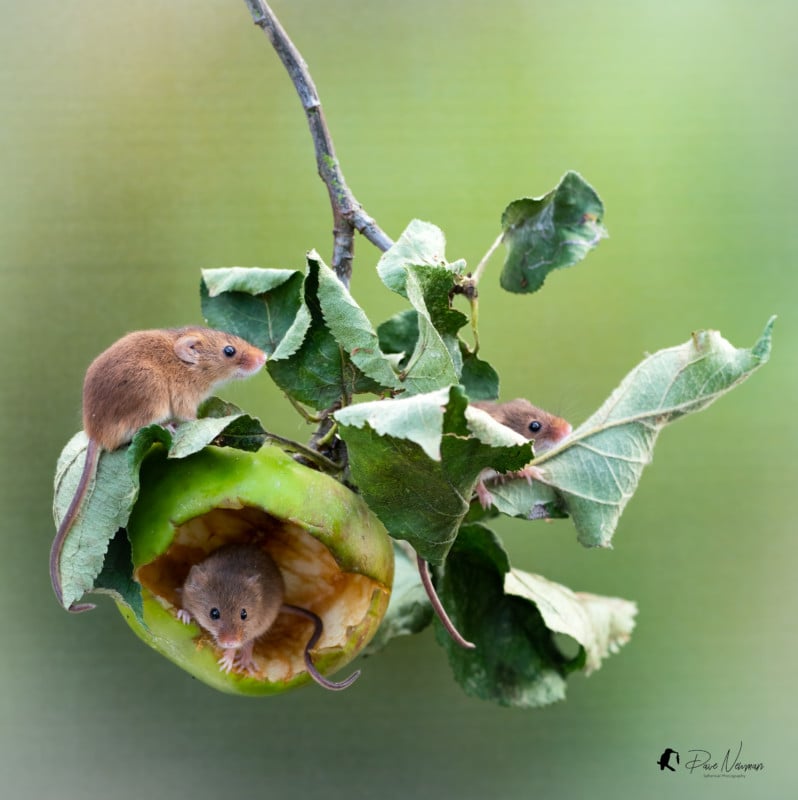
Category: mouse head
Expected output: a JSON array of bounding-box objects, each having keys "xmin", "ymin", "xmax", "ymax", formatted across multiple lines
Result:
[
  {"xmin": 494, "ymin": 399, "xmax": 572, "ymax": 453},
  {"xmin": 173, "ymin": 327, "xmax": 267, "ymax": 382},
  {"xmin": 181, "ymin": 546, "xmax": 284, "ymax": 649}
]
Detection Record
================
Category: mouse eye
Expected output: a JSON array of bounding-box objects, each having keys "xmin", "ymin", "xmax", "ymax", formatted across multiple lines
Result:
[
  {"xmin": 210, "ymin": 607, "xmax": 221, "ymax": 620},
  {"xmin": 223, "ymin": 345, "xmax": 237, "ymax": 358},
  {"xmin": 240, "ymin": 608, "xmax": 248, "ymax": 621},
  {"xmin": 528, "ymin": 420, "xmax": 542, "ymax": 433}
]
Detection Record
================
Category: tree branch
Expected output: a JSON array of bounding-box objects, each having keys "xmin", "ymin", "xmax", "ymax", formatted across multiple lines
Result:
[{"xmin": 243, "ymin": 0, "xmax": 394, "ymax": 286}]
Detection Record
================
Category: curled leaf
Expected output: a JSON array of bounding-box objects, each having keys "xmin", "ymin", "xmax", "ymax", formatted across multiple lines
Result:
[
  {"xmin": 489, "ymin": 318, "xmax": 775, "ymax": 546},
  {"xmin": 266, "ymin": 254, "xmax": 385, "ymax": 407},
  {"xmin": 314, "ymin": 252, "xmax": 400, "ymax": 389},
  {"xmin": 335, "ymin": 386, "xmax": 533, "ymax": 562},
  {"xmin": 435, "ymin": 524, "xmax": 634, "ymax": 707},
  {"xmin": 500, "ymin": 171, "xmax": 607, "ymax": 293},
  {"xmin": 377, "ymin": 219, "xmax": 450, "ymax": 296},
  {"xmin": 201, "ymin": 267, "xmax": 303, "ymax": 354},
  {"xmin": 52, "ymin": 426, "xmax": 170, "ymax": 612},
  {"xmin": 504, "ymin": 570, "xmax": 636, "ymax": 674}
]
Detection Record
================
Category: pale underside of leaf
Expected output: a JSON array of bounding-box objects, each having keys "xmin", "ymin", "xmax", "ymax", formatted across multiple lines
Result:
[
  {"xmin": 313, "ymin": 253, "xmax": 400, "ymax": 389},
  {"xmin": 53, "ymin": 432, "xmax": 138, "ymax": 609},
  {"xmin": 504, "ymin": 569, "xmax": 637, "ymax": 674},
  {"xmin": 52, "ymin": 410, "xmax": 268, "ymax": 611},
  {"xmin": 377, "ymin": 219, "xmax": 448, "ymax": 296},
  {"xmin": 488, "ymin": 318, "xmax": 775, "ymax": 546},
  {"xmin": 400, "ymin": 270, "xmax": 461, "ymax": 395},
  {"xmin": 201, "ymin": 267, "xmax": 298, "ymax": 297},
  {"xmin": 336, "ymin": 387, "xmax": 533, "ymax": 562}
]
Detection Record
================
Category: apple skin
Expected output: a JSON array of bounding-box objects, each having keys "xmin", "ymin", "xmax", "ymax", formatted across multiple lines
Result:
[{"xmin": 119, "ymin": 443, "xmax": 394, "ymax": 695}]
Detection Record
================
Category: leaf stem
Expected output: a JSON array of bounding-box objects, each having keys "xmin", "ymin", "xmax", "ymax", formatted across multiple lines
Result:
[
  {"xmin": 284, "ymin": 393, "xmax": 322, "ymax": 424},
  {"xmin": 472, "ymin": 232, "xmax": 503, "ymax": 285},
  {"xmin": 264, "ymin": 433, "xmax": 343, "ymax": 474},
  {"xmin": 242, "ymin": 0, "xmax": 394, "ymax": 286}
]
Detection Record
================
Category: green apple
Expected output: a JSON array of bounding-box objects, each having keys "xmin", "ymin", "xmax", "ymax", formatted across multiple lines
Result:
[{"xmin": 119, "ymin": 443, "xmax": 394, "ymax": 696}]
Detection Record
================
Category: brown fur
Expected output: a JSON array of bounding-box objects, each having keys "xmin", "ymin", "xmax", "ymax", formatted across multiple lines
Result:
[
  {"xmin": 181, "ymin": 543, "xmax": 285, "ymax": 649},
  {"xmin": 83, "ymin": 327, "xmax": 266, "ymax": 450},
  {"xmin": 472, "ymin": 398, "xmax": 572, "ymax": 452},
  {"xmin": 51, "ymin": 327, "xmax": 266, "ymax": 611}
]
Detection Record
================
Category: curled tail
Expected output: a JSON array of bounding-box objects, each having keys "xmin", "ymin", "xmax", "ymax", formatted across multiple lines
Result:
[{"xmin": 281, "ymin": 604, "xmax": 361, "ymax": 691}]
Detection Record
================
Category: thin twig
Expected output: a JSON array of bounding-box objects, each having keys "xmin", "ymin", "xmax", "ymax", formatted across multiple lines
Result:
[
  {"xmin": 263, "ymin": 433, "xmax": 343, "ymax": 473},
  {"xmin": 243, "ymin": 0, "xmax": 394, "ymax": 286},
  {"xmin": 472, "ymin": 231, "xmax": 504, "ymax": 285}
]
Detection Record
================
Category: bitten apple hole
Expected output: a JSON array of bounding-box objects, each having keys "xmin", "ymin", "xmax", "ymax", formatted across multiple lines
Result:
[{"xmin": 135, "ymin": 505, "xmax": 386, "ymax": 683}]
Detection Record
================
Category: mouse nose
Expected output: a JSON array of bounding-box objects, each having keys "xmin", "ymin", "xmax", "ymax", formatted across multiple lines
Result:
[
  {"xmin": 238, "ymin": 349, "xmax": 267, "ymax": 375},
  {"xmin": 217, "ymin": 631, "xmax": 243, "ymax": 649}
]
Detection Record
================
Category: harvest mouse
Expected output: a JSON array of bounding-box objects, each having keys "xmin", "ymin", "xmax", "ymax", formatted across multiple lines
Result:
[
  {"xmin": 50, "ymin": 327, "xmax": 267, "ymax": 612},
  {"xmin": 471, "ymin": 398, "xmax": 572, "ymax": 508},
  {"xmin": 412, "ymin": 399, "xmax": 572, "ymax": 652},
  {"xmin": 179, "ymin": 543, "xmax": 360, "ymax": 691}
]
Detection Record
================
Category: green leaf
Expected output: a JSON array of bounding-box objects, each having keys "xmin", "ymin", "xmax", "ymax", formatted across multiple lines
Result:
[
  {"xmin": 378, "ymin": 307, "xmax": 499, "ymax": 400},
  {"xmin": 435, "ymin": 524, "xmax": 635, "ymax": 707},
  {"xmin": 92, "ymin": 528, "xmax": 144, "ymax": 624},
  {"xmin": 202, "ymin": 266, "xmax": 298, "ymax": 296},
  {"xmin": 399, "ymin": 269, "xmax": 461, "ymax": 395},
  {"xmin": 266, "ymin": 254, "xmax": 383, "ymax": 408},
  {"xmin": 377, "ymin": 308, "xmax": 418, "ymax": 369},
  {"xmin": 490, "ymin": 317, "xmax": 776, "ymax": 546},
  {"xmin": 313, "ymin": 252, "xmax": 400, "ymax": 389},
  {"xmin": 459, "ymin": 345, "xmax": 499, "ymax": 400},
  {"xmin": 500, "ymin": 171, "xmax": 607, "ymax": 293},
  {"xmin": 201, "ymin": 267, "xmax": 304, "ymax": 355},
  {"xmin": 363, "ymin": 543, "xmax": 433, "ymax": 655},
  {"xmin": 435, "ymin": 524, "xmax": 571, "ymax": 708},
  {"xmin": 377, "ymin": 219, "xmax": 449, "ymax": 296},
  {"xmin": 335, "ymin": 386, "xmax": 533, "ymax": 562},
  {"xmin": 168, "ymin": 414, "xmax": 268, "ymax": 458},
  {"xmin": 271, "ymin": 302, "xmax": 312, "ymax": 361},
  {"xmin": 482, "ymin": 478, "xmax": 568, "ymax": 521},
  {"xmin": 53, "ymin": 425, "xmax": 171, "ymax": 610}
]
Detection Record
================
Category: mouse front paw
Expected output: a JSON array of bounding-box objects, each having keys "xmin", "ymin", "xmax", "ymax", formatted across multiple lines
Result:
[
  {"xmin": 177, "ymin": 608, "xmax": 192, "ymax": 625},
  {"xmin": 475, "ymin": 479, "xmax": 495, "ymax": 509},
  {"xmin": 515, "ymin": 464, "xmax": 545, "ymax": 484},
  {"xmin": 218, "ymin": 650, "xmax": 237, "ymax": 674},
  {"xmin": 233, "ymin": 641, "xmax": 258, "ymax": 675}
]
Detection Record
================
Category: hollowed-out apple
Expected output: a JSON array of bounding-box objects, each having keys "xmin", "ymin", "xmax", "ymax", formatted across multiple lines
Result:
[{"xmin": 119, "ymin": 443, "xmax": 394, "ymax": 696}]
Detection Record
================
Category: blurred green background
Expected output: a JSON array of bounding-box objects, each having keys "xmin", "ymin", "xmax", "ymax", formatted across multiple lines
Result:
[{"xmin": 1, "ymin": 1, "xmax": 795, "ymax": 798}]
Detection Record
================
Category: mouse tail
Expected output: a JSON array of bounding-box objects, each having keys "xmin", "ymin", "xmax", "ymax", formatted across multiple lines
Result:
[
  {"xmin": 50, "ymin": 437, "xmax": 100, "ymax": 613},
  {"xmin": 281, "ymin": 604, "xmax": 361, "ymax": 691},
  {"xmin": 417, "ymin": 554, "xmax": 476, "ymax": 649}
]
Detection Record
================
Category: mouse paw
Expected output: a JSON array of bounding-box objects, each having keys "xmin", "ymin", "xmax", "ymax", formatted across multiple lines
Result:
[
  {"xmin": 176, "ymin": 608, "xmax": 192, "ymax": 625},
  {"xmin": 233, "ymin": 641, "xmax": 257, "ymax": 675},
  {"xmin": 516, "ymin": 464, "xmax": 545, "ymax": 484},
  {"xmin": 218, "ymin": 650, "xmax": 237, "ymax": 674},
  {"xmin": 474, "ymin": 479, "xmax": 495, "ymax": 509}
]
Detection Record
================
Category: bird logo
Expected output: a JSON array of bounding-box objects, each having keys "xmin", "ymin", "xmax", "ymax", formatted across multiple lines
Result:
[{"xmin": 657, "ymin": 748, "xmax": 680, "ymax": 772}]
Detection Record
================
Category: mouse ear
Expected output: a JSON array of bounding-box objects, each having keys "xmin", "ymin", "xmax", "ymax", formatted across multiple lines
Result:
[
  {"xmin": 185, "ymin": 562, "xmax": 209, "ymax": 588},
  {"xmin": 174, "ymin": 334, "xmax": 202, "ymax": 365}
]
